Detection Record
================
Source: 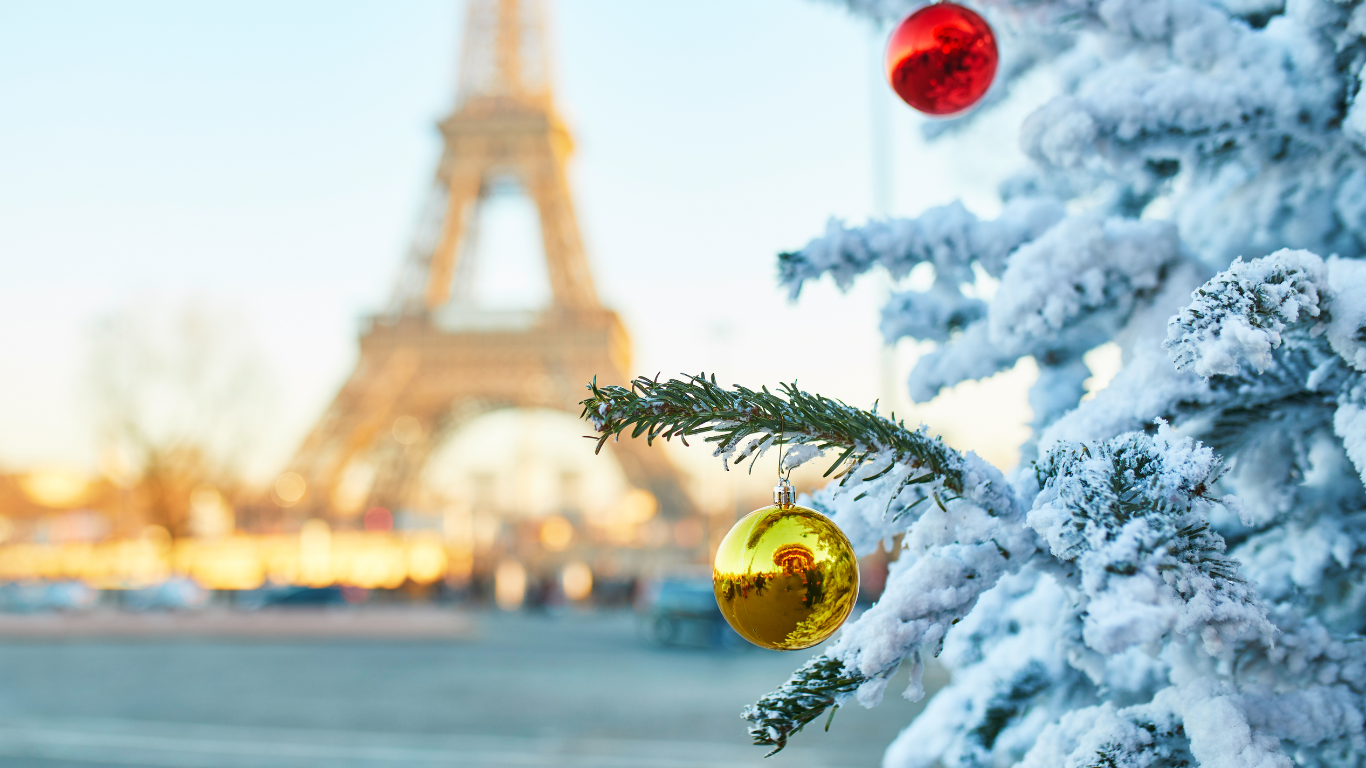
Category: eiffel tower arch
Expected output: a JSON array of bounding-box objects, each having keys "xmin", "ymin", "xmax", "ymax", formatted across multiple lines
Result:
[{"xmin": 284, "ymin": 0, "xmax": 694, "ymax": 524}]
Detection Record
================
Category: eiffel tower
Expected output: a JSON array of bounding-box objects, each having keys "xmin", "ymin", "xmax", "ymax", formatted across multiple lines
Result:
[{"xmin": 284, "ymin": 0, "xmax": 694, "ymax": 524}]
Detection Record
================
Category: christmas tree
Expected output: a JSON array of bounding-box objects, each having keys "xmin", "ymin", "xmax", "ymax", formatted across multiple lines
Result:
[{"xmin": 583, "ymin": 1, "xmax": 1366, "ymax": 765}]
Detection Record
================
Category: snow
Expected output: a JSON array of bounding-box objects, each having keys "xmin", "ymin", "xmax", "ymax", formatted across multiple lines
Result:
[
  {"xmin": 904, "ymin": 321, "xmax": 1018, "ymax": 403},
  {"xmin": 1181, "ymin": 680, "xmax": 1294, "ymax": 768},
  {"xmin": 989, "ymin": 216, "xmax": 1180, "ymax": 358},
  {"xmin": 1334, "ymin": 381, "xmax": 1366, "ymax": 483},
  {"xmin": 1164, "ymin": 250, "xmax": 1327, "ymax": 378},
  {"xmin": 779, "ymin": 198, "xmax": 1064, "ymax": 300},
  {"xmin": 879, "ymin": 287, "xmax": 985, "ymax": 345},
  {"xmin": 778, "ymin": 443, "xmax": 824, "ymax": 473},
  {"xmin": 1326, "ymin": 257, "xmax": 1366, "ymax": 372}
]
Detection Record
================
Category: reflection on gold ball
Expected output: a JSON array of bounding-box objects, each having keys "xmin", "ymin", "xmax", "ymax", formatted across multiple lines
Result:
[{"xmin": 713, "ymin": 504, "xmax": 859, "ymax": 651}]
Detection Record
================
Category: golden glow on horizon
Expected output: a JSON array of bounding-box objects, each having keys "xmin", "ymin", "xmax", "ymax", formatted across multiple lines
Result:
[
  {"xmin": 18, "ymin": 467, "xmax": 89, "ymax": 508},
  {"xmin": 298, "ymin": 518, "xmax": 332, "ymax": 586},
  {"xmin": 0, "ymin": 530, "xmax": 455, "ymax": 592},
  {"xmin": 406, "ymin": 533, "xmax": 446, "ymax": 584}
]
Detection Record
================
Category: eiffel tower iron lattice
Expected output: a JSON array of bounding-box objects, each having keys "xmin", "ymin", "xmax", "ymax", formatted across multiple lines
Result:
[{"xmin": 283, "ymin": 0, "xmax": 695, "ymax": 523}]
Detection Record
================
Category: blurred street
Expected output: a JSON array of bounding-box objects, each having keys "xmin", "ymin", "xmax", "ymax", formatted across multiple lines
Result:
[{"xmin": 0, "ymin": 610, "xmax": 943, "ymax": 768}]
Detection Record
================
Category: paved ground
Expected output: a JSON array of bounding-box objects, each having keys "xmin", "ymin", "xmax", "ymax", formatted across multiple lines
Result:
[
  {"xmin": 0, "ymin": 609, "xmax": 946, "ymax": 768},
  {"xmin": 0, "ymin": 608, "xmax": 475, "ymax": 641}
]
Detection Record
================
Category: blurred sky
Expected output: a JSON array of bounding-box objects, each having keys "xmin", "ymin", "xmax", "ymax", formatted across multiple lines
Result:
[{"xmin": 0, "ymin": 0, "xmax": 1056, "ymax": 483}]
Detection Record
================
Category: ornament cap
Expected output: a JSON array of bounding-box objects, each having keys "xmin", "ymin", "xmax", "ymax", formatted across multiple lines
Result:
[{"xmin": 773, "ymin": 479, "xmax": 796, "ymax": 508}]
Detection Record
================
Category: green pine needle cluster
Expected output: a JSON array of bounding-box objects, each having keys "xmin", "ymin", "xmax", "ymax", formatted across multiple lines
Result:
[
  {"xmin": 740, "ymin": 653, "xmax": 868, "ymax": 756},
  {"xmin": 579, "ymin": 373, "xmax": 966, "ymax": 493},
  {"xmin": 1035, "ymin": 435, "xmax": 1233, "ymax": 581}
]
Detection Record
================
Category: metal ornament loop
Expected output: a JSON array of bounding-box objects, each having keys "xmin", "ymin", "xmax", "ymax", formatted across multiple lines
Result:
[{"xmin": 773, "ymin": 478, "xmax": 796, "ymax": 508}]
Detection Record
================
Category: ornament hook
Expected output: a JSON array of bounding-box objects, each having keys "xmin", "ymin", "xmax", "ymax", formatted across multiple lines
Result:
[
  {"xmin": 773, "ymin": 477, "xmax": 796, "ymax": 508},
  {"xmin": 776, "ymin": 414, "xmax": 795, "ymax": 482},
  {"xmin": 774, "ymin": 415, "xmax": 796, "ymax": 507}
]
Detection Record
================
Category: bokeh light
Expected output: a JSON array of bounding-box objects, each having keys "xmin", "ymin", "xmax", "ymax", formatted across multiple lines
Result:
[
  {"xmin": 561, "ymin": 561, "xmax": 592, "ymax": 601},
  {"xmin": 391, "ymin": 415, "xmax": 423, "ymax": 446},
  {"xmin": 616, "ymin": 489, "xmax": 657, "ymax": 524},
  {"xmin": 188, "ymin": 486, "xmax": 233, "ymax": 539},
  {"xmin": 298, "ymin": 518, "xmax": 332, "ymax": 586},
  {"xmin": 494, "ymin": 560, "xmax": 526, "ymax": 611},
  {"xmin": 539, "ymin": 515, "xmax": 574, "ymax": 552},
  {"xmin": 363, "ymin": 507, "xmax": 393, "ymax": 532},
  {"xmin": 406, "ymin": 534, "xmax": 447, "ymax": 584},
  {"xmin": 273, "ymin": 472, "xmax": 306, "ymax": 506}
]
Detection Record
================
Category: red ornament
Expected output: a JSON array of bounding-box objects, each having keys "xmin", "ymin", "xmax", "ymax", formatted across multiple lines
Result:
[{"xmin": 885, "ymin": 3, "xmax": 998, "ymax": 116}]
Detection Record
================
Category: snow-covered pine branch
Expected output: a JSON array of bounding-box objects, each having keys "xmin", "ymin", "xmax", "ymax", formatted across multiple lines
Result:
[
  {"xmin": 1031, "ymin": 426, "xmax": 1273, "ymax": 656},
  {"xmin": 1164, "ymin": 249, "xmax": 1328, "ymax": 378},
  {"xmin": 988, "ymin": 215, "xmax": 1182, "ymax": 358},
  {"xmin": 1161, "ymin": 250, "xmax": 1366, "ymax": 492},
  {"xmin": 778, "ymin": 198, "xmax": 1064, "ymax": 300},
  {"xmin": 580, "ymin": 374, "xmax": 976, "ymax": 490},
  {"xmin": 902, "ymin": 322, "xmax": 1020, "ymax": 403},
  {"xmin": 879, "ymin": 285, "xmax": 985, "ymax": 345}
]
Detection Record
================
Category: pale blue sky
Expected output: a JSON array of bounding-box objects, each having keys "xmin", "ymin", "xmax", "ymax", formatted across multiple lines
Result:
[{"xmin": 0, "ymin": 1, "xmax": 1043, "ymax": 479}]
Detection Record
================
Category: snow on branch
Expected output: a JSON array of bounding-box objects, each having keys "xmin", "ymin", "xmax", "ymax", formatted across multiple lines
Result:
[
  {"xmin": 1044, "ymin": 324, "xmax": 1342, "ymax": 463},
  {"xmin": 1325, "ymin": 256, "xmax": 1366, "ymax": 372},
  {"xmin": 777, "ymin": 198, "xmax": 1064, "ymax": 299},
  {"xmin": 1022, "ymin": 640, "xmax": 1366, "ymax": 768},
  {"xmin": 1038, "ymin": 346, "xmax": 1212, "ymax": 451},
  {"xmin": 1011, "ymin": 0, "xmax": 1366, "ymax": 266},
  {"xmin": 904, "ymin": 321, "xmax": 1019, "ymax": 403},
  {"xmin": 1030, "ymin": 426, "xmax": 1273, "ymax": 656},
  {"xmin": 1164, "ymin": 249, "xmax": 1327, "ymax": 378},
  {"xmin": 1020, "ymin": 0, "xmax": 1339, "ymax": 174},
  {"xmin": 1018, "ymin": 691, "xmax": 1198, "ymax": 768},
  {"xmin": 739, "ymin": 433, "xmax": 1034, "ymax": 755},
  {"xmin": 882, "ymin": 570, "xmax": 1098, "ymax": 768},
  {"xmin": 883, "ymin": 208, "xmax": 1184, "ymax": 402},
  {"xmin": 1235, "ymin": 613, "xmax": 1366, "ymax": 760},
  {"xmin": 988, "ymin": 215, "xmax": 1182, "ymax": 357},
  {"xmin": 880, "ymin": 286, "xmax": 986, "ymax": 344},
  {"xmin": 742, "ymin": 654, "xmax": 865, "ymax": 756},
  {"xmin": 1334, "ymin": 379, "xmax": 1366, "ymax": 484}
]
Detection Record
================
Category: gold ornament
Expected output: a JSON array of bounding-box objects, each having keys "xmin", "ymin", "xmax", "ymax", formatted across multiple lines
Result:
[{"xmin": 713, "ymin": 481, "xmax": 859, "ymax": 650}]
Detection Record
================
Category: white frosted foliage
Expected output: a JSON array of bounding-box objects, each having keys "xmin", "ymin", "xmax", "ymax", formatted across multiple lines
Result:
[
  {"xmin": 735, "ymin": 0, "xmax": 1366, "ymax": 765},
  {"xmin": 1326, "ymin": 257, "xmax": 1366, "ymax": 372},
  {"xmin": 1164, "ymin": 250, "xmax": 1327, "ymax": 378},
  {"xmin": 990, "ymin": 216, "xmax": 1180, "ymax": 357}
]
